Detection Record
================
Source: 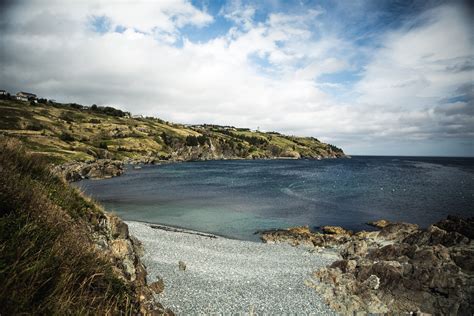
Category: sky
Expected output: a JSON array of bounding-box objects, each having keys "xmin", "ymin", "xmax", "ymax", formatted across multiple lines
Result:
[{"xmin": 0, "ymin": 0, "xmax": 472, "ymax": 156}]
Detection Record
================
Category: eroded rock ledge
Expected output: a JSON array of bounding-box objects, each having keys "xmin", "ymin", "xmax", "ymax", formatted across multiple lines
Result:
[
  {"xmin": 93, "ymin": 213, "xmax": 173, "ymax": 315},
  {"xmin": 53, "ymin": 159, "xmax": 124, "ymax": 181},
  {"xmin": 260, "ymin": 216, "xmax": 474, "ymax": 315}
]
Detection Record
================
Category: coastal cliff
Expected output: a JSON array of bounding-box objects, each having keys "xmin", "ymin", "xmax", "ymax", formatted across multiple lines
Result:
[
  {"xmin": 0, "ymin": 137, "xmax": 170, "ymax": 314},
  {"xmin": 0, "ymin": 97, "xmax": 345, "ymax": 172}
]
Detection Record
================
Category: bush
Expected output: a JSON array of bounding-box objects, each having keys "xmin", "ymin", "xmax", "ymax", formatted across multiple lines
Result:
[
  {"xmin": 185, "ymin": 135, "xmax": 199, "ymax": 146},
  {"xmin": 161, "ymin": 132, "xmax": 183, "ymax": 148},
  {"xmin": 197, "ymin": 135, "xmax": 209, "ymax": 146},
  {"xmin": 59, "ymin": 132, "xmax": 75, "ymax": 142},
  {"xmin": 26, "ymin": 121, "xmax": 44, "ymax": 131},
  {"xmin": 59, "ymin": 111, "xmax": 74, "ymax": 123},
  {"xmin": 89, "ymin": 104, "xmax": 129, "ymax": 117},
  {"xmin": 98, "ymin": 142, "xmax": 108, "ymax": 150},
  {"xmin": 69, "ymin": 103, "xmax": 83, "ymax": 110}
]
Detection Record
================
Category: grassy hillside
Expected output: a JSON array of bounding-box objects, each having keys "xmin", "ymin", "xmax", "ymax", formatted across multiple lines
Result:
[
  {"xmin": 0, "ymin": 97, "xmax": 344, "ymax": 164},
  {"xmin": 0, "ymin": 137, "xmax": 167, "ymax": 314}
]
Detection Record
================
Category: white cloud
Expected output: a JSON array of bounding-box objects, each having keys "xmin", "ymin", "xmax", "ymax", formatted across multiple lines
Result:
[
  {"xmin": 356, "ymin": 5, "xmax": 472, "ymax": 108},
  {"xmin": 0, "ymin": 1, "xmax": 472, "ymax": 156}
]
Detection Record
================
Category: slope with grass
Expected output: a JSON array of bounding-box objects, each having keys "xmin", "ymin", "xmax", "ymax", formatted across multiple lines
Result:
[
  {"xmin": 0, "ymin": 137, "xmax": 169, "ymax": 314},
  {"xmin": 0, "ymin": 98, "xmax": 345, "ymax": 164}
]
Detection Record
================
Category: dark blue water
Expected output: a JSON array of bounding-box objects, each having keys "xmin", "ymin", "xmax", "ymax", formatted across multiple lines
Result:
[{"xmin": 75, "ymin": 156, "xmax": 474, "ymax": 241}]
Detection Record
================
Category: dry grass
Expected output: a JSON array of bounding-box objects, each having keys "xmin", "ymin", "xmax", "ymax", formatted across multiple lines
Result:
[
  {"xmin": 0, "ymin": 136, "xmax": 136, "ymax": 314},
  {"xmin": 0, "ymin": 99, "xmax": 344, "ymax": 162}
]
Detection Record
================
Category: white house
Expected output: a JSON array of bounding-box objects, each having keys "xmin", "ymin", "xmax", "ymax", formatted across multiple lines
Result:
[
  {"xmin": 0, "ymin": 90, "xmax": 7, "ymax": 95},
  {"xmin": 16, "ymin": 91, "xmax": 37, "ymax": 101}
]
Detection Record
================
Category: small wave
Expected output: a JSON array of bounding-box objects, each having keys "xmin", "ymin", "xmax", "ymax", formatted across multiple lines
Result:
[{"xmin": 280, "ymin": 186, "xmax": 319, "ymax": 203}]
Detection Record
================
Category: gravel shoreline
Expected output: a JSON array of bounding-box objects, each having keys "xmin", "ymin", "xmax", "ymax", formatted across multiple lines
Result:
[{"xmin": 127, "ymin": 221, "xmax": 339, "ymax": 314}]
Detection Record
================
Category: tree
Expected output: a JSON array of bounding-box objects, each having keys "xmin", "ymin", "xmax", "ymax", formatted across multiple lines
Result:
[
  {"xmin": 197, "ymin": 135, "xmax": 209, "ymax": 146},
  {"xmin": 186, "ymin": 135, "xmax": 199, "ymax": 146}
]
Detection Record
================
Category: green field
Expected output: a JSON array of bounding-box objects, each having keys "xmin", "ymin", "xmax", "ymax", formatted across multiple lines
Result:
[{"xmin": 0, "ymin": 97, "xmax": 344, "ymax": 163}]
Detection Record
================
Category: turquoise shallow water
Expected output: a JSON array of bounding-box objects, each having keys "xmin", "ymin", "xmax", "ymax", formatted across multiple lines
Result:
[{"xmin": 75, "ymin": 156, "xmax": 474, "ymax": 241}]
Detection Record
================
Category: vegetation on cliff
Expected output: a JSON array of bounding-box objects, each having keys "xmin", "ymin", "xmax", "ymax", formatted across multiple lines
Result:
[
  {"xmin": 0, "ymin": 97, "xmax": 344, "ymax": 164},
  {"xmin": 0, "ymin": 137, "xmax": 167, "ymax": 314}
]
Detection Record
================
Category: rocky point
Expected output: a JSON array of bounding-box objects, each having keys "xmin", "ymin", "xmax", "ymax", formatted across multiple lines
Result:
[{"xmin": 261, "ymin": 216, "xmax": 474, "ymax": 315}]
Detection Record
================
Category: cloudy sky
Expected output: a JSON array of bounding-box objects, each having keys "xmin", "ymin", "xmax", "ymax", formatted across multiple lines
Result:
[{"xmin": 0, "ymin": 0, "xmax": 472, "ymax": 156}]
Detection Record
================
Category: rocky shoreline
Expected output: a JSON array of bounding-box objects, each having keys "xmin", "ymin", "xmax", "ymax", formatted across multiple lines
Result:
[
  {"xmin": 52, "ymin": 155, "xmax": 347, "ymax": 182},
  {"xmin": 260, "ymin": 216, "xmax": 474, "ymax": 315},
  {"xmin": 52, "ymin": 159, "xmax": 125, "ymax": 181}
]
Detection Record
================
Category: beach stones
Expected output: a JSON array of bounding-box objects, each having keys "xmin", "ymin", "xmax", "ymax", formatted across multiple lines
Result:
[{"xmin": 150, "ymin": 278, "xmax": 165, "ymax": 294}]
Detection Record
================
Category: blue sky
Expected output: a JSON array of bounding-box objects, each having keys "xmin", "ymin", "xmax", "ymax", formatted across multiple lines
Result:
[{"xmin": 0, "ymin": 0, "xmax": 472, "ymax": 156}]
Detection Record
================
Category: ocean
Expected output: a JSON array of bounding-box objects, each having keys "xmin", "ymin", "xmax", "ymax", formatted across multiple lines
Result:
[{"xmin": 75, "ymin": 156, "xmax": 474, "ymax": 241}]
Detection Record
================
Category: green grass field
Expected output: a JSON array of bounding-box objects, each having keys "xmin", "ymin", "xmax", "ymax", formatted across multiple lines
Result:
[{"xmin": 0, "ymin": 98, "xmax": 344, "ymax": 163}]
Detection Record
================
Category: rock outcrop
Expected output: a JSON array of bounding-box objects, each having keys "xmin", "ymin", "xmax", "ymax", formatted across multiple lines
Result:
[
  {"xmin": 367, "ymin": 219, "xmax": 390, "ymax": 228},
  {"xmin": 53, "ymin": 159, "xmax": 124, "ymax": 181},
  {"xmin": 92, "ymin": 213, "xmax": 173, "ymax": 315},
  {"xmin": 260, "ymin": 225, "xmax": 352, "ymax": 248},
  {"xmin": 261, "ymin": 217, "xmax": 474, "ymax": 315}
]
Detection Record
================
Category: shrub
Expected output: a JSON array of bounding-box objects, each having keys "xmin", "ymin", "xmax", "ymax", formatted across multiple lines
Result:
[
  {"xmin": 59, "ymin": 111, "xmax": 74, "ymax": 123},
  {"xmin": 59, "ymin": 132, "xmax": 75, "ymax": 142},
  {"xmin": 161, "ymin": 132, "xmax": 182, "ymax": 147},
  {"xmin": 89, "ymin": 104, "xmax": 129, "ymax": 117},
  {"xmin": 69, "ymin": 103, "xmax": 84, "ymax": 110},
  {"xmin": 185, "ymin": 135, "xmax": 199, "ymax": 146},
  {"xmin": 98, "ymin": 142, "xmax": 108, "ymax": 150},
  {"xmin": 26, "ymin": 121, "xmax": 44, "ymax": 131},
  {"xmin": 197, "ymin": 135, "xmax": 209, "ymax": 146}
]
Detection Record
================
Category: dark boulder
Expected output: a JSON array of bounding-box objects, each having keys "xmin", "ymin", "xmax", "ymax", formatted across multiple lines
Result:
[{"xmin": 434, "ymin": 215, "xmax": 474, "ymax": 239}]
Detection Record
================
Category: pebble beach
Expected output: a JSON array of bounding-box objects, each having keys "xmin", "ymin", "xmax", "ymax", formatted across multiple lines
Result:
[{"xmin": 127, "ymin": 221, "xmax": 339, "ymax": 315}]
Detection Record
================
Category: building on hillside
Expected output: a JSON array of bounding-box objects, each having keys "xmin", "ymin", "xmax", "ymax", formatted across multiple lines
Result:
[
  {"xmin": 0, "ymin": 90, "xmax": 7, "ymax": 95},
  {"xmin": 16, "ymin": 91, "xmax": 37, "ymax": 102}
]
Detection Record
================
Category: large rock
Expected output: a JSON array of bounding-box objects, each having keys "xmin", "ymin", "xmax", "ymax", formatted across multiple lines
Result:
[
  {"xmin": 367, "ymin": 219, "xmax": 391, "ymax": 228},
  {"xmin": 110, "ymin": 239, "xmax": 137, "ymax": 281},
  {"xmin": 403, "ymin": 224, "xmax": 469, "ymax": 247},
  {"xmin": 108, "ymin": 215, "xmax": 129, "ymax": 239},
  {"xmin": 378, "ymin": 222, "xmax": 419, "ymax": 241},
  {"xmin": 53, "ymin": 159, "xmax": 124, "ymax": 182},
  {"xmin": 321, "ymin": 225, "xmax": 351, "ymax": 235},
  {"xmin": 341, "ymin": 240, "xmax": 368, "ymax": 259},
  {"xmin": 150, "ymin": 278, "xmax": 165, "ymax": 294},
  {"xmin": 311, "ymin": 216, "xmax": 474, "ymax": 315},
  {"xmin": 434, "ymin": 215, "xmax": 474, "ymax": 239},
  {"xmin": 90, "ymin": 213, "xmax": 170, "ymax": 314},
  {"xmin": 260, "ymin": 226, "xmax": 350, "ymax": 248},
  {"xmin": 330, "ymin": 259, "xmax": 357, "ymax": 273}
]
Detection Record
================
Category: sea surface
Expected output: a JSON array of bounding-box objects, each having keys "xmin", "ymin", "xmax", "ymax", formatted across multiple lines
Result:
[{"xmin": 75, "ymin": 156, "xmax": 474, "ymax": 241}]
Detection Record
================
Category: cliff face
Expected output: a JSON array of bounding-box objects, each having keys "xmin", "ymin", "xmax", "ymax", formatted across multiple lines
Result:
[
  {"xmin": 0, "ymin": 137, "xmax": 170, "ymax": 315},
  {"xmin": 0, "ymin": 98, "xmax": 345, "ymax": 165}
]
